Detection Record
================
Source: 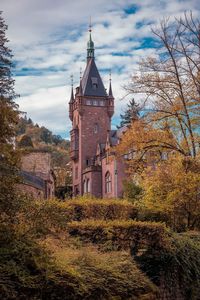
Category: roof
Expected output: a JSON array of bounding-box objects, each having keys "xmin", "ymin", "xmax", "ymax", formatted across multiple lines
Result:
[
  {"xmin": 109, "ymin": 130, "xmax": 118, "ymax": 146},
  {"xmin": 20, "ymin": 170, "xmax": 45, "ymax": 190},
  {"xmin": 81, "ymin": 58, "xmax": 107, "ymax": 97}
]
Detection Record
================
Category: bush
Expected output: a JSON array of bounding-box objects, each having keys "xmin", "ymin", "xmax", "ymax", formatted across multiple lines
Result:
[
  {"xmin": 135, "ymin": 232, "xmax": 200, "ymax": 300},
  {"xmin": 0, "ymin": 228, "xmax": 157, "ymax": 300},
  {"xmin": 19, "ymin": 198, "xmax": 138, "ymax": 237},
  {"xmin": 68, "ymin": 219, "xmax": 169, "ymax": 251}
]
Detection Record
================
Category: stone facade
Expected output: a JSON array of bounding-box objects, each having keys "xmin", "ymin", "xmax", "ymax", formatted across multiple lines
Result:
[
  {"xmin": 19, "ymin": 151, "xmax": 55, "ymax": 199},
  {"xmin": 69, "ymin": 32, "xmax": 126, "ymax": 198}
]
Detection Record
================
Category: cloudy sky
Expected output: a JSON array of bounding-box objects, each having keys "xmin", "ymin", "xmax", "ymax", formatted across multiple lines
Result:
[{"xmin": 1, "ymin": 0, "xmax": 199, "ymax": 138}]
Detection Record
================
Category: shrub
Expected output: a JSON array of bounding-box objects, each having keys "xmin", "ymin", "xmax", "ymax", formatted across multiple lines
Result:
[
  {"xmin": 0, "ymin": 228, "xmax": 157, "ymax": 300},
  {"xmin": 135, "ymin": 232, "xmax": 200, "ymax": 300},
  {"xmin": 68, "ymin": 219, "xmax": 169, "ymax": 251},
  {"xmin": 18, "ymin": 198, "xmax": 138, "ymax": 237}
]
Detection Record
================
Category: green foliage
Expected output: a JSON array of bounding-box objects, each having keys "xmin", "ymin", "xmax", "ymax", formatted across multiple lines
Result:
[
  {"xmin": 135, "ymin": 232, "xmax": 200, "ymax": 299},
  {"xmin": 117, "ymin": 98, "xmax": 140, "ymax": 129},
  {"xmin": 0, "ymin": 11, "xmax": 20, "ymax": 222},
  {"xmin": 123, "ymin": 179, "xmax": 143, "ymax": 201},
  {"xmin": 17, "ymin": 198, "xmax": 138, "ymax": 237}
]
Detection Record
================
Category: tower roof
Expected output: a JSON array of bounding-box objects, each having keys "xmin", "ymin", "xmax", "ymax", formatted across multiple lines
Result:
[
  {"xmin": 69, "ymin": 86, "xmax": 74, "ymax": 103},
  {"xmin": 81, "ymin": 58, "xmax": 107, "ymax": 97}
]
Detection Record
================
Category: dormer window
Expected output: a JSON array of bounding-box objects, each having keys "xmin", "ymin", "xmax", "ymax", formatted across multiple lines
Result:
[{"xmin": 91, "ymin": 77, "xmax": 98, "ymax": 90}]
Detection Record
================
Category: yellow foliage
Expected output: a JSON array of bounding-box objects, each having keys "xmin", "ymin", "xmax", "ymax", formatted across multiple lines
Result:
[{"xmin": 140, "ymin": 155, "xmax": 200, "ymax": 230}]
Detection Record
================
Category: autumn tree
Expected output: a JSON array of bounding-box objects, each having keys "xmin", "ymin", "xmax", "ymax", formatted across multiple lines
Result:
[
  {"xmin": 140, "ymin": 154, "xmax": 200, "ymax": 231},
  {"xmin": 0, "ymin": 11, "xmax": 20, "ymax": 219},
  {"xmin": 117, "ymin": 13, "xmax": 200, "ymax": 230},
  {"xmin": 118, "ymin": 13, "xmax": 200, "ymax": 171}
]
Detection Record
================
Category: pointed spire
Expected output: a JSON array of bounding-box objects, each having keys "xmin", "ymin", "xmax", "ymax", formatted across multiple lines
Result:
[
  {"xmin": 78, "ymin": 68, "xmax": 83, "ymax": 96},
  {"xmin": 87, "ymin": 17, "xmax": 94, "ymax": 60},
  {"xmin": 108, "ymin": 70, "xmax": 113, "ymax": 98},
  {"xmin": 69, "ymin": 74, "xmax": 74, "ymax": 103}
]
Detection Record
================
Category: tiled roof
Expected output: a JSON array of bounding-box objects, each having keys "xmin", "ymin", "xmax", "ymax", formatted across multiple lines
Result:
[{"xmin": 81, "ymin": 58, "xmax": 107, "ymax": 97}]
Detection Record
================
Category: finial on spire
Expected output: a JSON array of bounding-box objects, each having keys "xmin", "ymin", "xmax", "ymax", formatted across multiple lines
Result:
[
  {"xmin": 80, "ymin": 67, "xmax": 82, "ymax": 80},
  {"xmin": 89, "ymin": 16, "xmax": 92, "ymax": 32},
  {"xmin": 70, "ymin": 74, "xmax": 74, "ymax": 87},
  {"xmin": 108, "ymin": 69, "xmax": 113, "ymax": 98},
  {"xmin": 87, "ymin": 17, "xmax": 94, "ymax": 61},
  {"xmin": 69, "ymin": 74, "xmax": 74, "ymax": 103},
  {"xmin": 109, "ymin": 69, "xmax": 112, "ymax": 82}
]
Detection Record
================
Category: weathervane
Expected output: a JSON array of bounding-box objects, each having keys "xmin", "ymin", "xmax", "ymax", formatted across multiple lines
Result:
[{"xmin": 70, "ymin": 74, "xmax": 73, "ymax": 87}]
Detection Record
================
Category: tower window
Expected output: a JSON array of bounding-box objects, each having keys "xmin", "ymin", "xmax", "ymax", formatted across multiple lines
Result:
[
  {"xmin": 105, "ymin": 172, "xmax": 112, "ymax": 193},
  {"xmin": 94, "ymin": 123, "xmax": 99, "ymax": 134},
  {"xmin": 100, "ymin": 101, "xmax": 104, "ymax": 106},
  {"xmin": 91, "ymin": 77, "xmax": 98, "ymax": 89},
  {"xmin": 86, "ymin": 179, "xmax": 90, "ymax": 193},
  {"xmin": 86, "ymin": 100, "xmax": 92, "ymax": 105},
  {"xmin": 83, "ymin": 178, "xmax": 90, "ymax": 193}
]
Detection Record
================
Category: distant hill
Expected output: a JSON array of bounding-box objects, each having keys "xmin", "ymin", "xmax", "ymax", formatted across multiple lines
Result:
[{"xmin": 16, "ymin": 117, "xmax": 71, "ymax": 188}]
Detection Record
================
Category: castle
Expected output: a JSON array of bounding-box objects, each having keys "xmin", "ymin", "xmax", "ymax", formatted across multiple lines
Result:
[{"xmin": 69, "ymin": 28, "xmax": 126, "ymax": 198}]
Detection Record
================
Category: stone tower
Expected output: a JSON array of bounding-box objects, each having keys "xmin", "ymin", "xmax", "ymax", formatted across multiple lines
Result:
[{"xmin": 69, "ymin": 27, "xmax": 114, "ymax": 197}]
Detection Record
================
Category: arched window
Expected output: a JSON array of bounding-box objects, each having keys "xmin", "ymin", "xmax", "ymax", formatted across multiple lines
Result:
[
  {"xmin": 83, "ymin": 178, "xmax": 90, "ymax": 193},
  {"xmin": 83, "ymin": 180, "xmax": 87, "ymax": 193},
  {"xmin": 105, "ymin": 172, "xmax": 111, "ymax": 193},
  {"xmin": 86, "ymin": 179, "xmax": 90, "ymax": 193}
]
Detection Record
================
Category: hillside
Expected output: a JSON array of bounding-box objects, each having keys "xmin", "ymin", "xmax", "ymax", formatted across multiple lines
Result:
[{"xmin": 16, "ymin": 117, "xmax": 71, "ymax": 187}]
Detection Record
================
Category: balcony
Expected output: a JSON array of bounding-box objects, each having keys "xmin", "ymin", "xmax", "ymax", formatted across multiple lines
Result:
[{"xmin": 70, "ymin": 149, "xmax": 78, "ymax": 160}]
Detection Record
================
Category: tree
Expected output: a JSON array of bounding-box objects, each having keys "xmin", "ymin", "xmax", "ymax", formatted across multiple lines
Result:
[
  {"xmin": 18, "ymin": 134, "xmax": 34, "ymax": 148},
  {"xmin": 40, "ymin": 126, "xmax": 52, "ymax": 143},
  {"xmin": 0, "ymin": 11, "xmax": 20, "ymax": 219},
  {"xmin": 117, "ymin": 98, "xmax": 140, "ymax": 128},
  {"xmin": 118, "ymin": 13, "xmax": 200, "ymax": 172},
  {"xmin": 140, "ymin": 154, "xmax": 200, "ymax": 231},
  {"xmin": 116, "ymin": 13, "xmax": 200, "ymax": 231}
]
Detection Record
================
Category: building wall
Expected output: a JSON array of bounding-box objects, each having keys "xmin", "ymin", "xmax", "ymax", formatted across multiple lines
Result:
[
  {"xmin": 71, "ymin": 99, "xmax": 111, "ymax": 196},
  {"xmin": 17, "ymin": 183, "xmax": 45, "ymax": 199},
  {"xmin": 102, "ymin": 155, "xmax": 125, "ymax": 198},
  {"xmin": 21, "ymin": 152, "xmax": 51, "ymax": 179},
  {"xmin": 82, "ymin": 166, "xmax": 102, "ymax": 198},
  {"xmin": 19, "ymin": 151, "xmax": 55, "ymax": 199}
]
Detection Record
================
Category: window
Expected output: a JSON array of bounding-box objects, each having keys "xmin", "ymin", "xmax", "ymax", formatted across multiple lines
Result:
[
  {"xmin": 91, "ymin": 77, "xmax": 98, "ymax": 89},
  {"xmin": 93, "ymin": 100, "xmax": 98, "ymax": 106},
  {"xmin": 86, "ymin": 179, "xmax": 90, "ymax": 193},
  {"xmin": 83, "ymin": 178, "xmax": 90, "ymax": 193},
  {"xmin": 105, "ymin": 172, "xmax": 112, "ymax": 193},
  {"xmin": 86, "ymin": 100, "xmax": 92, "ymax": 105},
  {"xmin": 86, "ymin": 158, "xmax": 90, "ymax": 166},
  {"xmin": 83, "ymin": 180, "xmax": 87, "ymax": 193},
  {"xmin": 94, "ymin": 123, "xmax": 99, "ymax": 134},
  {"xmin": 99, "ymin": 101, "xmax": 104, "ymax": 106}
]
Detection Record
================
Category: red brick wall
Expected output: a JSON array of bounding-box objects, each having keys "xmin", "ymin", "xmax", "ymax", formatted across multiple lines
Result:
[
  {"xmin": 17, "ymin": 183, "xmax": 45, "ymax": 199},
  {"xmin": 71, "ymin": 98, "xmax": 111, "ymax": 196},
  {"xmin": 102, "ymin": 155, "xmax": 125, "ymax": 198}
]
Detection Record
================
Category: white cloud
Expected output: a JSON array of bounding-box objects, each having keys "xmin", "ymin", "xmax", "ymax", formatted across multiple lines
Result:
[{"xmin": 1, "ymin": 0, "xmax": 200, "ymax": 137}]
